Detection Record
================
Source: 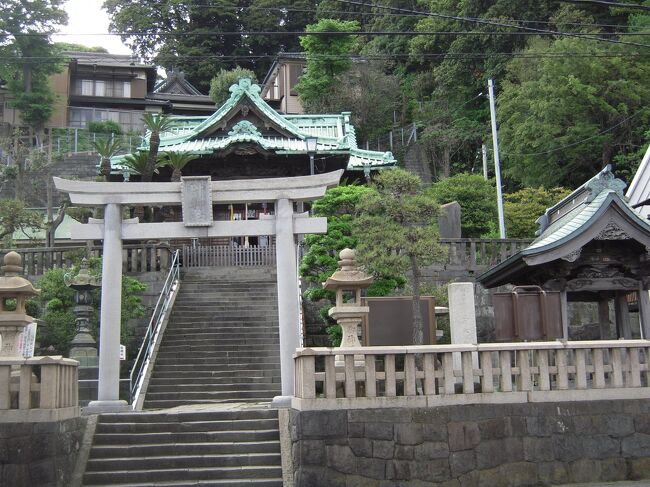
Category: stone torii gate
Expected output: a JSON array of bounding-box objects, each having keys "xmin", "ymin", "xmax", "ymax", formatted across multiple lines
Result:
[{"xmin": 54, "ymin": 171, "xmax": 342, "ymax": 412}]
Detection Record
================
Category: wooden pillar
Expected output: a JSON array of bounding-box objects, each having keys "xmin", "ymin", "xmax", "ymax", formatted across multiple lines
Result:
[
  {"xmin": 560, "ymin": 290, "xmax": 569, "ymax": 340},
  {"xmin": 638, "ymin": 284, "xmax": 650, "ymax": 340},
  {"xmin": 614, "ymin": 292, "xmax": 632, "ymax": 339},
  {"xmin": 598, "ymin": 296, "xmax": 611, "ymax": 340}
]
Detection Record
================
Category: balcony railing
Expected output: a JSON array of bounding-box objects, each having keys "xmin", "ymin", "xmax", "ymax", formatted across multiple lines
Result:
[
  {"xmin": 0, "ymin": 356, "xmax": 79, "ymax": 421},
  {"xmin": 293, "ymin": 340, "xmax": 650, "ymax": 410}
]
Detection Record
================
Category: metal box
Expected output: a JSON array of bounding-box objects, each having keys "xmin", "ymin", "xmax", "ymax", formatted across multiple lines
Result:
[{"xmin": 493, "ymin": 286, "xmax": 562, "ymax": 341}]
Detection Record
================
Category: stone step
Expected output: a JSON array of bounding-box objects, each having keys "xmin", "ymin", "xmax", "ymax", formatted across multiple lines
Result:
[
  {"xmin": 85, "ymin": 479, "xmax": 282, "ymax": 487},
  {"xmin": 96, "ymin": 418, "xmax": 278, "ymax": 434},
  {"xmin": 150, "ymin": 364, "xmax": 280, "ymax": 373},
  {"xmin": 158, "ymin": 337, "xmax": 278, "ymax": 346},
  {"xmin": 97, "ymin": 409, "xmax": 278, "ymax": 423},
  {"xmin": 146, "ymin": 383, "xmax": 280, "ymax": 393},
  {"xmin": 153, "ymin": 357, "xmax": 280, "ymax": 366},
  {"xmin": 86, "ymin": 452, "xmax": 281, "ymax": 471},
  {"xmin": 156, "ymin": 347, "xmax": 280, "ymax": 355},
  {"xmin": 148, "ymin": 377, "xmax": 280, "ymax": 386},
  {"xmin": 143, "ymin": 389, "xmax": 281, "ymax": 401},
  {"xmin": 92, "ymin": 428, "xmax": 280, "ymax": 445},
  {"xmin": 89, "ymin": 440, "xmax": 281, "ymax": 458},
  {"xmin": 83, "ymin": 465, "xmax": 282, "ymax": 485},
  {"xmin": 143, "ymin": 398, "xmax": 276, "ymax": 408},
  {"xmin": 164, "ymin": 321, "xmax": 278, "ymax": 328}
]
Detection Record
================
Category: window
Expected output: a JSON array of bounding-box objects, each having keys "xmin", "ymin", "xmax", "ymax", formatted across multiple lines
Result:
[
  {"xmin": 123, "ymin": 81, "xmax": 131, "ymax": 98},
  {"xmin": 289, "ymin": 64, "xmax": 302, "ymax": 96},
  {"xmin": 81, "ymin": 80, "xmax": 94, "ymax": 96},
  {"xmin": 95, "ymin": 80, "xmax": 106, "ymax": 97}
]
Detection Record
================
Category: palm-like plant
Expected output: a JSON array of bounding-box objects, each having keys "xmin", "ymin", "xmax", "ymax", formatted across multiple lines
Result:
[
  {"xmin": 92, "ymin": 137, "xmax": 123, "ymax": 179},
  {"xmin": 161, "ymin": 152, "xmax": 198, "ymax": 182},
  {"xmin": 142, "ymin": 113, "xmax": 175, "ymax": 182}
]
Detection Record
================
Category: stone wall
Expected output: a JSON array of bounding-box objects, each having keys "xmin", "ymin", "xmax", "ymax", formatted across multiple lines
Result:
[
  {"xmin": 0, "ymin": 416, "xmax": 87, "ymax": 487},
  {"xmin": 290, "ymin": 400, "xmax": 650, "ymax": 486}
]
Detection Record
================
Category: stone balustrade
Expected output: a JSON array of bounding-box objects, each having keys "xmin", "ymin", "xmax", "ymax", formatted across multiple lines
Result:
[
  {"xmin": 293, "ymin": 340, "xmax": 650, "ymax": 410},
  {"xmin": 0, "ymin": 356, "xmax": 79, "ymax": 421}
]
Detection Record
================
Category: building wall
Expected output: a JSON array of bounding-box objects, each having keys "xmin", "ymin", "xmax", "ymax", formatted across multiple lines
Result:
[{"xmin": 290, "ymin": 400, "xmax": 650, "ymax": 486}]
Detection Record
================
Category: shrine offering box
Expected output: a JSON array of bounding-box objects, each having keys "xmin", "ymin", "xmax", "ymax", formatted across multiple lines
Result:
[{"xmin": 493, "ymin": 286, "xmax": 562, "ymax": 341}]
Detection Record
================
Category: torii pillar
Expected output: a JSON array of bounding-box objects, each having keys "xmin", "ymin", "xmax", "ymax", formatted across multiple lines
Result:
[{"xmin": 55, "ymin": 172, "xmax": 341, "ymax": 412}]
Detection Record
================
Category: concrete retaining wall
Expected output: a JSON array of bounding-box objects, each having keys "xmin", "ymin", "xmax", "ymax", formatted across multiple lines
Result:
[
  {"xmin": 289, "ymin": 399, "xmax": 650, "ymax": 486},
  {"xmin": 0, "ymin": 416, "xmax": 87, "ymax": 487}
]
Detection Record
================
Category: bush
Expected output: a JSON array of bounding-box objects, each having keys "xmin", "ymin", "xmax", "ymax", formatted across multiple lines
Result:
[
  {"xmin": 87, "ymin": 120, "xmax": 122, "ymax": 135},
  {"xmin": 504, "ymin": 186, "xmax": 571, "ymax": 238},
  {"xmin": 428, "ymin": 173, "xmax": 498, "ymax": 238},
  {"xmin": 209, "ymin": 67, "xmax": 257, "ymax": 106}
]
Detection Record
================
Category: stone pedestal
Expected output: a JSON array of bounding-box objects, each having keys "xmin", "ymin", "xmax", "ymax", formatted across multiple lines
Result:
[{"xmin": 448, "ymin": 282, "xmax": 478, "ymax": 373}]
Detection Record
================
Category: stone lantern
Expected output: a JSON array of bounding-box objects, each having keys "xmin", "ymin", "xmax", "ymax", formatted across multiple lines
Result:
[
  {"xmin": 65, "ymin": 258, "xmax": 100, "ymax": 365},
  {"xmin": 0, "ymin": 252, "xmax": 39, "ymax": 357},
  {"xmin": 324, "ymin": 248, "xmax": 373, "ymax": 364}
]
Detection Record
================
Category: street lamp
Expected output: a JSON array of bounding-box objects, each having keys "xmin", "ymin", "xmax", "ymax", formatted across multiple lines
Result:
[{"xmin": 305, "ymin": 136, "xmax": 318, "ymax": 175}]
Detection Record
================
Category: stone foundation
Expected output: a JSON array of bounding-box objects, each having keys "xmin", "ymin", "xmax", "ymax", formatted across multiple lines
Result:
[
  {"xmin": 0, "ymin": 416, "xmax": 87, "ymax": 487},
  {"xmin": 290, "ymin": 400, "xmax": 650, "ymax": 486}
]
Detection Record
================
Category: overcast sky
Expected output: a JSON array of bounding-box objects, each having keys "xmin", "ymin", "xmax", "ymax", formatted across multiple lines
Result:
[{"xmin": 52, "ymin": 0, "xmax": 131, "ymax": 55}]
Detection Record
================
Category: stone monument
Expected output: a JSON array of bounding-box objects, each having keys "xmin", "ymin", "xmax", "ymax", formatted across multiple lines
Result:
[{"xmin": 66, "ymin": 258, "xmax": 100, "ymax": 366}]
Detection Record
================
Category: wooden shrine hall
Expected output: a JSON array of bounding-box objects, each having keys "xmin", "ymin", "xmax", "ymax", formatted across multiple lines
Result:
[{"xmin": 479, "ymin": 165, "xmax": 650, "ymax": 341}]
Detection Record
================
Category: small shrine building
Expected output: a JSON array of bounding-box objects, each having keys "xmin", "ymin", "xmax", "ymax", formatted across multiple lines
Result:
[{"xmin": 479, "ymin": 166, "xmax": 650, "ymax": 340}]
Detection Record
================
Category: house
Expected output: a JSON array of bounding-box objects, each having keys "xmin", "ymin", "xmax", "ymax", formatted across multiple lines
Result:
[
  {"xmin": 0, "ymin": 52, "xmax": 215, "ymax": 133},
  {"xmin": 261, "ymin": 53, "xmax": 306, "ymax": 115}
]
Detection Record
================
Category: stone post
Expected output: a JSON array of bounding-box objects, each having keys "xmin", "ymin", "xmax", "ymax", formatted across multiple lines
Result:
[
  {"xmin": 86, "ymin": 203, "xmax": 129, "ymax": 413},
  {"xmin": 448, "ymin": 282, "xmax": 478, "ymax": 372},
  {"xmin": 273, "ymin": 198, "xmax": 300, "ymax": 406}
]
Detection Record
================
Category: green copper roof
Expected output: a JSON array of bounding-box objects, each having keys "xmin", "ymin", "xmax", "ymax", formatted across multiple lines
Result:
[
  {"xmin": 478, "ymin": 165, "xmax": 650, "ymax": 287},
  {"xmin": 112, "ymin": 78, "xmax": 396, "ymax": 174}
]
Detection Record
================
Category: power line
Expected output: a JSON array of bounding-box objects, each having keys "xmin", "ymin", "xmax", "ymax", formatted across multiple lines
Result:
[
  {"xmin": 0, "ymin": 52, "xmax": 644, "ymax": 64},
  {"xmin": 559, "ymin": 0, "xmax": 650, "ymax": 11},
  {"xmin": 10, "ymin": 30, "xmax": 650, "ymax": 37},
  {"xmin": 503, "ymin": 108, "xmax": 649, "ymax": 157},
  {"xmin": 334, "ymin": 0, "xmax": 650, "ymax": 49}
]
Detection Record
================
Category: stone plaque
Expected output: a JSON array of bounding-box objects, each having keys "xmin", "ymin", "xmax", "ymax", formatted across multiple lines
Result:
[{"xmin": 181, "ymin": 176, "xmax": 213, "ymax": 227}]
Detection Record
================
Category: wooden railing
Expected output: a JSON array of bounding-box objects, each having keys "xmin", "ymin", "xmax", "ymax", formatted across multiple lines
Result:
[
  {"xmin": 6, "ymin": 244, "xmax": 172, "ymax": 276},
  {"xmin": 0, "ymin": 356, "xmax": 79, "ymax": 421},
  {"xmin": 293, "ymin": 340, "xmax": 650, "ymax": 410},
  {"xmin": 181, "ymin": 245, "xmax": 276, "ymax": 267}
]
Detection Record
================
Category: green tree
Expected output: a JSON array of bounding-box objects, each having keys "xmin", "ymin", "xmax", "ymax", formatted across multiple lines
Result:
[
  {"xmin": 300, "ymin": 184, "xmax": 404, "ymax": 300},
  {"xmin": 354, "ymin": 168, "xmax": 445, "ymax": 347},
  {"xmin": 296, "ymin": 18, "xmax": 360, "ymax": 109},
  {"xmin": 0, "ymin": 1, "xmax": 67, "ymax": 135},
  {"xmin": 504, "ymin": 186, "xmax": 571, "ymax": 239},
  {"xmin": 35, "ymin": 258, "xmax": 146, "ymax": 356},
  {"xmin": 142, "ymin": 114, "xmax": 174, "ymax": 182},
  {"xmin": 161, "ymin": 152, "xmax": 198, "ymax": 182},
  {"xmin": 498, "ymin": 8, "xmax": 650, "ymax": 188},
  {"xmin": 209, "ymin": 67, "xmax": 257, "ymax": 106},
  {"xmin": 428, "ymin": 173, "xmax": 498, "ymax": 238},
  {"xmin": 104, "ymin": 0, "xmax": 316, "ymax": 89},
  {"xmin": 92, "ymin": 137, "xmax": 123, "ymax": 179},
  {"xmin": 0, "ymin": 199, "xmax": 43, "ymax": 244}
]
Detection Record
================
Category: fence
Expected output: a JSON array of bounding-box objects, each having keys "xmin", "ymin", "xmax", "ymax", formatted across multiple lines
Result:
[
  {"xmin": 436, "ymin": 238, "xmax": 532, "ymax": 273},
  {"xmin": 0, "ymin": 356, "xmax": 79, "ymax": 421},
  {"xmin": 360, "ymin": 122, "xmax": 418, "ymax": 154},
  {"xmin": 293, "ymin": 340, "xmax": 650, "ymax": 410},
  {"xmin": 180, "ymin": 244, "xmax": 276, "ymax": 267},
  {"xmin": 8, "ymin": 243, "xmax": 172, "ymax": 277}
]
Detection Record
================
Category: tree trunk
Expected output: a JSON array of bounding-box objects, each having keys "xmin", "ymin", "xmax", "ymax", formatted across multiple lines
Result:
[
  {"xmin": 171, "ymin": 168, "xmax": 182, "ymax": 182},
  {"xmin": 144, "ymin": 132, "xmax": 160, "ymax": 182},
  {"xmin": 99, "ymin": 156, "xmax": 111, "ymax": 179}
]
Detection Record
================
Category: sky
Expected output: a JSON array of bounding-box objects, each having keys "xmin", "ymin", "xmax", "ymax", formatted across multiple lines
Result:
[{"xmin": 52, "ymin": 0, "xmax": 131, "ymax": 55}]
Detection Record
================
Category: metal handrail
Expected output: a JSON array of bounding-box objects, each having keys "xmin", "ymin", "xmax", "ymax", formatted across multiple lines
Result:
[{"xmin": 129, "ymin": 249, "xmax": 180, "ymax": 407}]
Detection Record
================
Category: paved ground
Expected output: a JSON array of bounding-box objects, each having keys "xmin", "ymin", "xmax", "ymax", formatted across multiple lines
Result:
[{"xmin": 559, "ymin": 482, "xmax": 650, "ymax": 486}]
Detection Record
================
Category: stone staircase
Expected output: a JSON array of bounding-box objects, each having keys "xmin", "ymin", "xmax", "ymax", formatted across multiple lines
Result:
[
  {"xmin": 144, "ymin": 266, "xmax": 281, "ymax": 408},
  {"xmin": 82, "ymin": 266, "xmax": 283, "ymax": 486}
]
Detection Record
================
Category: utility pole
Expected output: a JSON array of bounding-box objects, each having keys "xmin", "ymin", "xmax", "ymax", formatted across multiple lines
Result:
[
  {"xmin": 488, "ymin": 79, "xmax": 506, "ymax": 239},
  {"xmin": 482, "ymin": 144, "xmax": 488, "ymax": 180}
]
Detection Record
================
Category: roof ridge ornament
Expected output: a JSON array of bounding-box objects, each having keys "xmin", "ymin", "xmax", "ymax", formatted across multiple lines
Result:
[
  {"xmin": 228, "ymin": 77, "xmax": 262, "ymax": 100},
  {"xmin": 586, "ymin": 164, "xmax": 627, "ymax": 201},
  {"xmin": 228, "ymin": 120, "xmax": 262, "ymax": 137}
]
